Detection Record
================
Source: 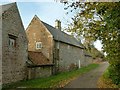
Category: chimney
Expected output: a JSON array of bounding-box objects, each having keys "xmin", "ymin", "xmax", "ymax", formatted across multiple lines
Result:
[{"xmin": 55, "ymin": 19, "xmax": 61, "ymax": 30}]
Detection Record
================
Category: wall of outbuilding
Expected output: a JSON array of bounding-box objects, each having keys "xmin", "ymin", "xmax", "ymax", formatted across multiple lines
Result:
[
  {"xmin": 54, "ymin": 41, "xmax": 85, "ymax": 72},
  {"xmin": 0, "ymin": 6, "xmax": 2, "ymax": 87},
  {"xmin": 2, "ymin": 4, "xmax": 28, "ymax": 84},
  {"xmin": 84, "ymin": 55, "xmax": 93, "ymax": 66},
  {"xmin": 27, "ymin": 66, "xmax": 52, "ymax": 79}
]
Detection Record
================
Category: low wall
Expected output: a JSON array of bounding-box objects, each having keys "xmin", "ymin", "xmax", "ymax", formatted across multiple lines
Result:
[{"xmin": 27, "ymin": 66, "xmax": 52, "ymax": 79}]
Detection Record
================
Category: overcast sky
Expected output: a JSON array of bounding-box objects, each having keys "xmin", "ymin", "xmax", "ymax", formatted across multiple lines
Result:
[{"xmin": 1, "ymin": 1, "xmax": 103, "ymax": 51}]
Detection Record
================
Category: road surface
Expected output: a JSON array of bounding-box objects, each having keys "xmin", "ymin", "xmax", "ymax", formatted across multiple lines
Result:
[{"xmin": 64, "ymin": 62, "xmax": 109, "ymax": 88}]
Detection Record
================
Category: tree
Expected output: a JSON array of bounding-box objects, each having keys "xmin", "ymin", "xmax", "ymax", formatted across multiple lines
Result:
[{"xmin": 64, "ymin": 2, "xmax": 120, "ymax": 85}]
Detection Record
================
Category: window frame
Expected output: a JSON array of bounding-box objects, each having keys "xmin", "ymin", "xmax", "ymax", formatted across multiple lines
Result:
[
  {"xmin": 8, "ymin": 34, "xmax": 17, "ymax": 48},
  {"xmin": 36, "ymin": 42, "xmax": 42, "ymax": 49}
]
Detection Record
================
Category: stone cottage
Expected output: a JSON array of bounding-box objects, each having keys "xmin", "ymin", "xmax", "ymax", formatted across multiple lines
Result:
[
  {"xmin": 26, "ymin": 15, "xmax": 85, "ymax": 74},
  {"xmin": 1, "ymin": 3, "xmax": 28, "ymax": 84}
]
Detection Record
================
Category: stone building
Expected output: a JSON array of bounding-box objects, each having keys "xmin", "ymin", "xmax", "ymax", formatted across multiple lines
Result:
[
  {"xmin": 26, "ymin": 15, "xmax": 85, "ymax": 74},
  {"xmin": 1, "ymin": 3, "xmax": 28, "ymax": 84},
  {"xmin": 84, "ymin": 51, "xmax": 93, "ymax": 66},
  {"xmin": 0, "ymin": 2, "xmax": 94, "ymax": 85},
  {"xmin": 26, "ymin": 51, "xmax": 54, "ymax": 79}
]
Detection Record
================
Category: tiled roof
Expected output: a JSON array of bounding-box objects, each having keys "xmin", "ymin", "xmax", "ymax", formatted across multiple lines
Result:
[
  {"xmin": 32, "ymin": 15, "xmax": 84, "ymax": 49},
  {"xmin": 42, "ymin": 21, "xmax": 84, "ymax": 48},
  {"xmin": 28, "ymin": 51, "xmax": 52, "ymax": 65},
  {"xmin": 84, "ymin": 50, "xmax": 92, "ymax": 57}
]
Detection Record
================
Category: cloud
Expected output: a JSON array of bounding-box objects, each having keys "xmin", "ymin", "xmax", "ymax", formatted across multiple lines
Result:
[
  {"xmin": 0, "ymin": 0, "xmax": 55, "ymax": 3},
  {"xmin": 94, "ymin": 40, "xmax": 103, "ymax": 51}
]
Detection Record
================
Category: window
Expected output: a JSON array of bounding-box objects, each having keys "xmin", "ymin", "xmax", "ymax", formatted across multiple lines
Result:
[
  {"xmin": 36, "ymin": 42, "xmax": 42, "ymax": 49},
  {"xmin": 8, "ymin": 34, "xmax": 17, "ymax": 47}
]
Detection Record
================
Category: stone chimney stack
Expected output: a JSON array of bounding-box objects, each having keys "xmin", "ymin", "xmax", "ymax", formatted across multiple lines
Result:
[{"xmin": 55, "ymin": 19, "xmax": 61, "ymax": 30}]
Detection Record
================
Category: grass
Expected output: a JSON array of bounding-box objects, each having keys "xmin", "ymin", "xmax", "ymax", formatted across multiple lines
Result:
[
  {"xmin": 3, "ymin": 64, "xmax": 99, "ymax": 89},
  {"xmin": 97, "ymin": 69, "xmax": 119, "ymax": 88}
]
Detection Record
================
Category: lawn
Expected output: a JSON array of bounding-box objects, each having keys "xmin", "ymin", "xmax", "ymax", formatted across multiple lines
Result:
[{"xmin": 4, "ymin": 64, "xmax": 99, "ymax": 89}]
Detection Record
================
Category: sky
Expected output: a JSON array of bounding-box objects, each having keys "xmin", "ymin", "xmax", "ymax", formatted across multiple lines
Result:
[
  {"xmin": 17, "ymin": 2, "xmax": 68, "ymax": 29},
  {"xmin": 1, "ymin": 1, "xmax": 103, "ymax": 51}
]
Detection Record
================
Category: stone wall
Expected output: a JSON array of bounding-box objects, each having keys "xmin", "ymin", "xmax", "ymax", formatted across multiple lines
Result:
[
  {"xmin": 27, "ymin": 66, "xmax": 52, "ymax": 79},
  {"xmin": 54, "ymin": 41, "xmax": 85, "ymax": 72},
  {"xmin": 84, "ymin": 56, "xmax": 93, "ymax": 66},
  {"xmin": 26, "ymin": 16, "xmax": 54, "ymax": 63},
  {"xmin": 2, "ymin": 3, "xmax": 28, "ymax": 84},
  {"xmin": 0, "ymin": 5, "xmax": 2, "ymax": 88}
]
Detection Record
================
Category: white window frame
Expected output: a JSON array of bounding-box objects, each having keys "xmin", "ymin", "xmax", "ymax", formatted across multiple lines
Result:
[
  {"xmin": 8, "ymin": 34, "xmax": 17, "ymax": 48},
  {"xmin": 36, "ymin": 42, "xmax": 42, "ymax": 49},
  {"xmin": 9, "ymin": 38, "xmax": 15, "ymax": 47}
]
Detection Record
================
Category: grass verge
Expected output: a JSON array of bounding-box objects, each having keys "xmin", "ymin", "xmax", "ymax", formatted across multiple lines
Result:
[
  {"xmin": 4, "ymin": 64, "xmax": 99, "ymax": 88},
  {"xmin": 97, "ymin": 69, "xmax": 119, "ymax": 88}
]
